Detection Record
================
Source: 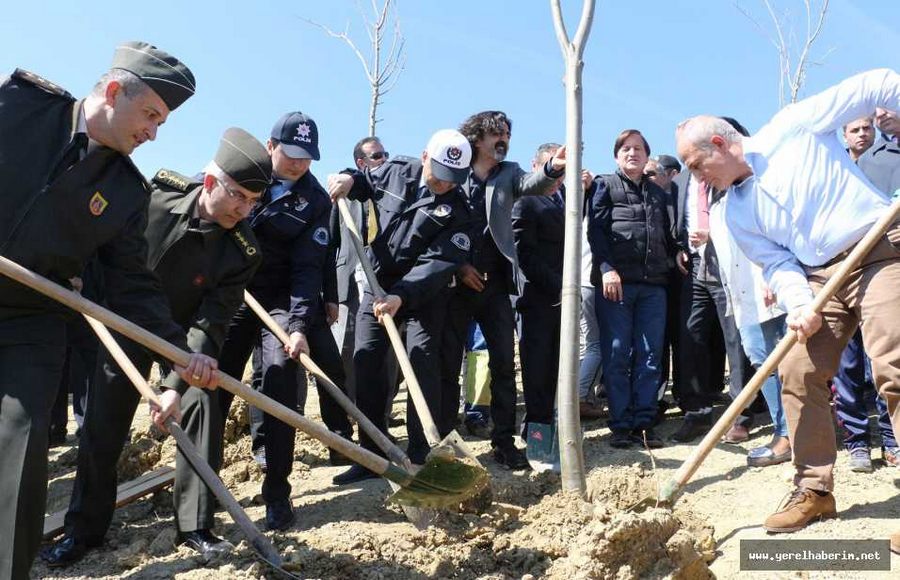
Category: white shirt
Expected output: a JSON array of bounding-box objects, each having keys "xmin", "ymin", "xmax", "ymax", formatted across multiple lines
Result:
[
  {"xmin": 726, "ymin": 68, "xmax": 900, "ymax": 313},
  {"xmin": 685, "ymin": 177, "xmax": 707, "ymax": 255}
]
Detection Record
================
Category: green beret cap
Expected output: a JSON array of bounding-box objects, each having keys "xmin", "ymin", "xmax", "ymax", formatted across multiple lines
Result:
[
  {"xmin": 215, "ymin": 128, "xmax": 273, "ymax": 193},
  {"xmin": 111, "ymin": 41, "xmax": 195, "ymax": 110}
]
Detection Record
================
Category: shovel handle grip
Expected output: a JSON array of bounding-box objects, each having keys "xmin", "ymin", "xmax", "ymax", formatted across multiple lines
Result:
[
  {"xmin": 335, "ymin": 197, "xmax": 442, "ymax": 445},
  {"xmin": 242, "ymin": 290, "xmax": 410, "ymax": 467},
  {"xmin": 663, "ymin": 198, "xmax": 900, "ymax": 502},
  {"xmin": 0, "ymin": 254, "xmax": 398, "ymax": 478}
]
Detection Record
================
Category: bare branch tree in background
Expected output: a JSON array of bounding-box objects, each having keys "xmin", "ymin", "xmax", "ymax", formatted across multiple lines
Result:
[
  {"xmin": 550, "ymin": 0, "xmax": 596, "ymax": 497},
  {"xmin": 303, "ymin": 0, "xmax": 406, "ymax": 136},
  {"xmin": 737, "ymin": 0, "xmax": 832, "ymax": 107}
]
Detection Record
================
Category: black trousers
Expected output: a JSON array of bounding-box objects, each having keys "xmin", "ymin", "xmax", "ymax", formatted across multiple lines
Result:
[
  {"xmin": 0, "ymin": 315, "xmax": 66, "ymax": 580},
  {"xmin": 50, "ymin": 318, "xmax": 97, "ymax": 435},
  {"xmin": 65, "ymin": 335, "xmax": 149, "ymax": 543},
  {"xmin": 517, "ymin": 302, "xmax": 561, "ymax": 427},
  {"xmin": 353, "ymin": 289, "xmax": 448, "ymax": 463},
  {"xmin": 441, "ymin": 280, "xmax": 518, "ymax": 447},
  {"xmin": 678, "ymin": 256, "xmax": 755, "ymax": 421},
  {"xmin": 659, "ymin": 270, "xmax": 686, "ymax": 399}
]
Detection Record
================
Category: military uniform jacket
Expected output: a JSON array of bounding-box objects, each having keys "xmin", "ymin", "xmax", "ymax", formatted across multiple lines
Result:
[
  {"xmin": 248, "ymin": 171, "xmax": 331, "ymax": 335},
  {"xmin": 347, "ymin": 156, "xmax": 473, "ymax": 310},
  {"xmin": 146, "ymin": 170, "xmax": 262, "ymax": 393},
  {"xmin": 0, "ymin": 69, "xmax": 187, "ymax": 349}
]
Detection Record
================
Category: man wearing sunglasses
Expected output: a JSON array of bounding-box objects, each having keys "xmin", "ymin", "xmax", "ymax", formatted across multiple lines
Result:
[{"xmin": 44, "ymin": 127, "xmax": 270, "ymax": 566}]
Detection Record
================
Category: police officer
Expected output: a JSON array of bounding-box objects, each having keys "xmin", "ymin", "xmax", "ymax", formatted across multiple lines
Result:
[
  {"xmin": 327, "ymin": 129, "xmax": 474, "ymax": 484},
  {"xmin": 42, "ymin": 128, "xmax": 270, "ymax": 566},
  {"xmin": 215, "ymin": 112, "xmax": 353, "ymax": 531},
  {"xmin": 0, "ymin": 42, "xmax": 214, "ymax": 578}
]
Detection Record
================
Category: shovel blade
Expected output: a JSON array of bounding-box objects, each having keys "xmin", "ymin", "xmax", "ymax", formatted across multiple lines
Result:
[
  {"xmin": 387, "ymin": 453, "xmax": 491, "ymax": 510},
  {"xmin": 525, "ymin": 421, "xmax": 560, "ymax": 473},
  {"xmin": 428, "ymin": 429, "xmax": 481, "ymax": 465}
]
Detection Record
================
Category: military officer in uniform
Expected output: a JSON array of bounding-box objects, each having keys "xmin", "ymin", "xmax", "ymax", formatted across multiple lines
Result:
[
  {"xmin": 0, "ymin": 42, "xmax": 213, "ymax": 579},
  {"xmin": 41, "ymin": 128, "xmax": 271, "ymax": 566},
  {"xmin": 327, "ymin": 129, "xmax": 474, "ymax": 483},
  {"xmin": 214, "ymin": 112, "xmax": 353, "ymax": 531}
]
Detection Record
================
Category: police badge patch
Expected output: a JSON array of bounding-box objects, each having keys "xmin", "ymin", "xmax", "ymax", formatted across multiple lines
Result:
[
  {"xmin": 451, "ymin": 233, "xmax": 471, "ymax": 251},
  {"xmin": 433, "ymin": 204, "xmax": 452, "ymax": 218},
  {"xmin": 89, "ymin": 191, "xmax": 109, "ymax": 216},
  {"xmin": 294, "ymin": 197, "xmax": 308, "ymax": 212},
  {"xmin": 313, "ymin": 227, "xmax": 329, "ymax": 246}
]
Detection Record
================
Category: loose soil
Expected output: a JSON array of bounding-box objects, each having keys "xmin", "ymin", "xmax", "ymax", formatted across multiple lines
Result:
[{"xmin": 38, "ymin": 376, "xmax": 900, "ymax": 579}]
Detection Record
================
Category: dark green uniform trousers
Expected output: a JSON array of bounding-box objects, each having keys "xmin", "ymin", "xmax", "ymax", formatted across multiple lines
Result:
[
  {"xmin": 64, "ymin": 338, "xmax": 152, "ymax": 543},
  {"xmin": 0, "ymin": 315, "xmax": 66, "ymax": 580}
]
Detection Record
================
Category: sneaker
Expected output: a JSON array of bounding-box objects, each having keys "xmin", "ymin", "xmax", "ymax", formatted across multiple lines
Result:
[
  {"xmin": 848, "ymin": 447, "xmax": 873, "ymax": 473},
  {"xmin": 763, "ymin": 487, "xmax": 836, "ymax": 533},
  {"xmin": 670, "ymin": 413, "xmax": 711, "ymax": 443},
  {"xmin": 491, "ymin": 444, "xmax": 531, "ymax": 470},
  {"xmin": 882, "ymin": 446, "xmax": 900, "ymax": 467},
  {"xmin": 463, "ymin": 419, "xmax": 492, "ymax": 440},
  {"xmin": 630, "ymin": 428, "xmax": 664, "ymax": 449},
  {"xmin": 609, "ymin": 431, "xmax": 632, "ymax": 449}
]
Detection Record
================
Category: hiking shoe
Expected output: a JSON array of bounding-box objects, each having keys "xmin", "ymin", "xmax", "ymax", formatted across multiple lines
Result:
[
  {"xmin": 492, "ymin": 444, "xmax": 531, "ymax": 471},
  {"xmin": 849, "ymin": 447, "xmax": 873, "ymax": 473},
  {"xmin": 609, "ymin": 431, "xmax": 632, "ymax": 449},
  {"xmin": 763, "ymin": 487, "xmax": 836, "ymax": 533},
  {"xmin": 630, "ymin": 428, "xmax": 664, "ymax": 449},
  {"xmin": 882, "ymin": 446, "xmax": 900, "ymax": 467},
  {"xmin": 670, "ymin": 414, "xmax": 711, "ymax": 443}
]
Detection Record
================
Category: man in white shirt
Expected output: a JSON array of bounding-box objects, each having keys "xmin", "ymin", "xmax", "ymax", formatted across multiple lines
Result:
[{"xmin": 676, "ymin": 68, "xmax": 900, "ymax": 544}]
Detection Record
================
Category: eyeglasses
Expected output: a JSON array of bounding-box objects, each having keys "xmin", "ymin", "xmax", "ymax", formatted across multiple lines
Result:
[
  {"xmin": 365, "ymin": 151, "xmax": 389, "ymax": 161},
  {"xmin": 218, "ymin": 178, "xmax": 261, "ymax": 209}
]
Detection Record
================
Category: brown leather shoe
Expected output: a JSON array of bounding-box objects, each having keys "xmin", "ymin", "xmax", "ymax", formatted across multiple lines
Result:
[
  {"xmin": 579, "ymin": 400, "xmax": 606, "ymax": 420},
  {"xmin": 723, "ymin": 422, "xmax": 750, "ymax": 444},
  {"xmin": 890, "ymin": 530, "xmax": 900, "ymax": 555},
  {"xmin": 763, "ymin": 487, "xmax": 837, "ymax": 533}
]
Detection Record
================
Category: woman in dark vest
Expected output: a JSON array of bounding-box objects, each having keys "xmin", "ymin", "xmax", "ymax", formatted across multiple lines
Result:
[{"xmin": 587, "ymin": 129, "xmax": 677, "ymax": 449}]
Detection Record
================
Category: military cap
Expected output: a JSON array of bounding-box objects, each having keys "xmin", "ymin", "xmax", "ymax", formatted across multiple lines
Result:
[
  {"xmin": 111, "ymin": 41, "xmax": 196, "ymax": 110},
  {"xmin": 215, "ymin": 128, "xmax": 273, "ymax": 193}
]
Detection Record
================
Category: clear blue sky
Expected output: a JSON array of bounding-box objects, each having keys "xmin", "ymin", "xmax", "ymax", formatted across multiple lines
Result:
[{"xmin": 3, "ymin": 1, "xmax": 897, "ymax": 178}]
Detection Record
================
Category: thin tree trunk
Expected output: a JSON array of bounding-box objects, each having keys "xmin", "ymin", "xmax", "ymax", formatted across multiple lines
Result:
[{"xmin": 551, "ymin": 0, "xmax": 595, "ymax": 496}]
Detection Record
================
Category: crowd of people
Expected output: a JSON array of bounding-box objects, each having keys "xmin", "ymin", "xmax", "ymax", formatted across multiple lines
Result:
[{"xmin": 1, "ymin": 40, "xmax": 899, "ymax": 579}]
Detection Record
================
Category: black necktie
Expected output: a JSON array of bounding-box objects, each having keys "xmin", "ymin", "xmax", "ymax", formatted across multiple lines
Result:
[
  {"xmin": 552, "ymin": 191, "xmax": 564, "ymax": 208},
  {"xmin": 50, "ymin": 133, "xmax": 89, "ymax": 183}
]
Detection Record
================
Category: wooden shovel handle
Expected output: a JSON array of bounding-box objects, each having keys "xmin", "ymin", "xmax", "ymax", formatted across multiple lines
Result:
[
  {"xmin": 335, "ymin": 197, "xmax": 442, "ymax": 445},
  {"xmin": 242, "ymin": 290, "xmax": 410, "ymax": 467},
  {"xmin": 0, "ymin": 255, "xmax": 396, "ymax": 478},
  {"xmin": 662, "ymin": 198, "xmax": 900, "ymax": 502},
  {"xmin": 83, "ymin": 315, "xmax": 282, "ymax": 565}
]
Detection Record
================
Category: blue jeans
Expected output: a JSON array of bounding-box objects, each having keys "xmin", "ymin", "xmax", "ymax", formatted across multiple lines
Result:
[
  {"xmin": 739, "ymin": 315, "xmax": 789, "ymax": 438},
  {"xmin": 578, "ymin": 286, "xmax": 603, "ymax": 400},
  {"xmin": 596, "ymin": 283, "xmax": 666, "ymax": 432}
]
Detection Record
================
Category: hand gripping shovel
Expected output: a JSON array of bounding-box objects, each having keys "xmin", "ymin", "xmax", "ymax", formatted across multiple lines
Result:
[
  {"xmin": 631, "ymin": 198, "xmax": 900, "ymax": 512},
  {"xmin": 242, "ymin": 290, "xmax": 439, "ymax": 526},
  {"xmin": 0, "ymin": 255, "xmax": 488, "ymax": 510},
  {"xmin": 81, "ymin": 315, "xmax": 295, "ymax": 576},
  {"xmin": 335, "ymin": 198, "xmax": 489, "ymax": 476}
]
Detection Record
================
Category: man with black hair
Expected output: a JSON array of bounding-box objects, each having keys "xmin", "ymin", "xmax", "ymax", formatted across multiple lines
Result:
[{"xmin": 440, "ymin": 111, "xmax": 566, "ymax": 470}]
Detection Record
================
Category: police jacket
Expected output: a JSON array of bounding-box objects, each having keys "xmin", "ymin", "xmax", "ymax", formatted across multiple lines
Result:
[
  {"xmin": 346, "ymin": 156, "xmax": 473, "ymax": 310},
  {"xmin": 858, "ymin": 136, "xmax": 900, "ymax": 197},
  {"xmin": 146, "ymin": 170, "xmax": 262, "ymax": 393},
  {"xmin": 587, "ymin": 171, "xmax": 674, "ymax": 287},
  {"xmin": 512, "ymin": 192, "xmax": 564, "ymax": 309},
  {"xmin": 0, "ymin": 69, "xmax": 188, "ymax": 349},
  {"xmin": 247, "ymin": 171, "xmax": 331, "ymax": 335}
]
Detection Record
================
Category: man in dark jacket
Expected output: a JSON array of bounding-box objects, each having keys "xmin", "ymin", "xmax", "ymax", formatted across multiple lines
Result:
[
  {"xmin": 0, "ymin": 42, "xmax": 218, "ymax": 579},
  {"xmin": 327, "ymin": 129, "xmax": 474, "ymax": 483},
  {"xmin": 42, "ymin": 128, "xmax": 270, "ymax": 566},
  {"xmin": 588, "ymin": 129, "xmax": 678, "ymax": 449}
]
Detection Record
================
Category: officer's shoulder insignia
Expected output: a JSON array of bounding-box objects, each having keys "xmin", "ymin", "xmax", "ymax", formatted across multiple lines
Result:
[
  {"xmin": 230, "ymin": 226, "xmax": 260, "ymax": 259},
  {"xmin": 433, "ymin": 204, "xmax": 452, "ymax": 218},
  {"xmin": 313, "ymin": 226, "xmax": 329, "ymax": 246},
  {"xmin": 12, "ymin": 68, "xmax": 72, "ymax": 98},
  {"xmin": 152, "ymin": 169, "xmax": 198, "ymax": 192},
  {"xmin": 451, "ymin": 233, "xmax": 471, "ymax": 251},
  {"xmin": 293, "ymin": 197, "xmax": 309, "ymax": 213},
  {"xmin": 89, "ymin": 191, "xmax": 109, "ymax": 216}
]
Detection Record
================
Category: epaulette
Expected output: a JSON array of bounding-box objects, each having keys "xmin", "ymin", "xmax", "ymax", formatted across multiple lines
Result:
[
  {"xmin": 11, "ymin": 68, "xmax": 72, "ymax": 98},
  {"xmin": 152, "ymin": 168, "xmax": 200, "ymax": 193},
  {"xmin": 121, "ymin": 155, "xmax": 152, "ymax": 194},
  {"xmin": 230, "ymin": 224, "xmax": 260, "ymax": 260}
]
